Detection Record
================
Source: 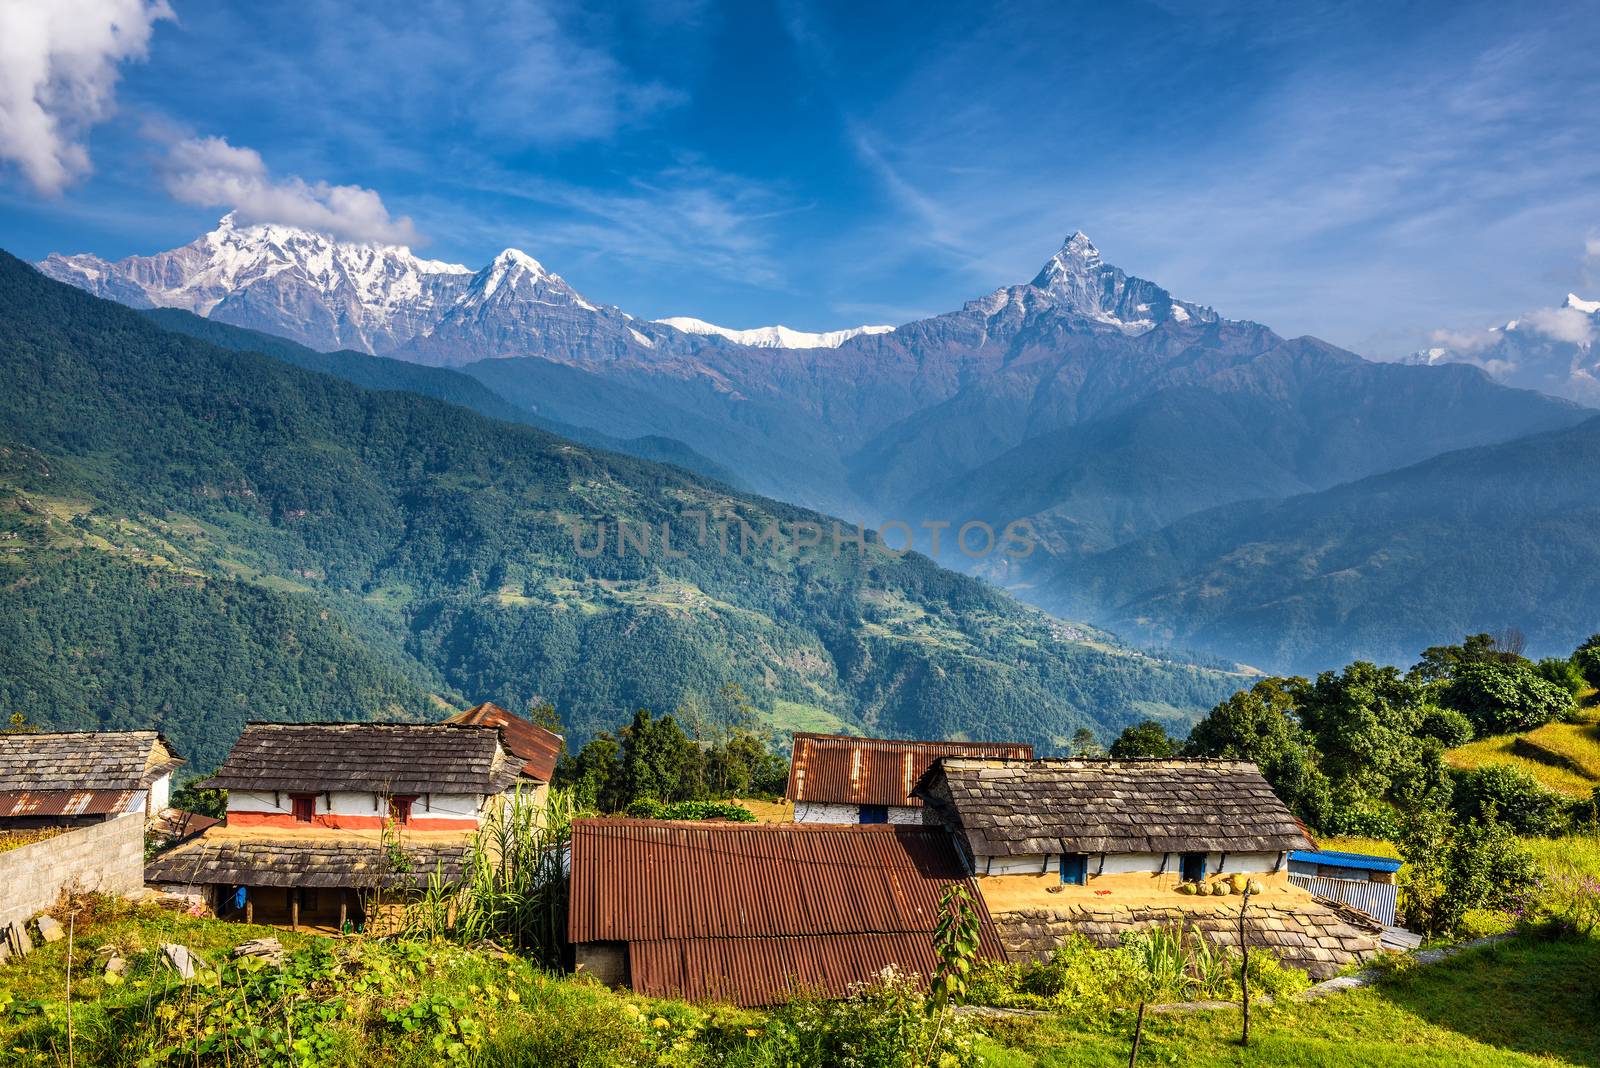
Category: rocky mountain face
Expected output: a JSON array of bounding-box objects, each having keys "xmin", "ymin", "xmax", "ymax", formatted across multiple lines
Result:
[{"xmin": 1407, "ymin": 293, "xmax": 1600, "ymax": 406}]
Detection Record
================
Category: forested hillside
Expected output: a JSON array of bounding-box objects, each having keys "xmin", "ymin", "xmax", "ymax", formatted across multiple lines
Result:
[{"xmin": 0, "ymin": 253, "xmax": 1238, "ymax": 770}]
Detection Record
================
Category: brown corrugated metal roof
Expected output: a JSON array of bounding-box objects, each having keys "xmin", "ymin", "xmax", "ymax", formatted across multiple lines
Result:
[
  {"xmin": 786, "ymin": 732, "xmax": 1034, "ymax": 808},
  {"xmin": 0, "ymin": 789, "xmax": 143, "ymax": 818},
  {"xmin": 629, "ymin": 933, "xmax": 965, "ymax": 1005},
  {"xmin": 446, "ymin": 703, "xmax": 562, "ymax": 782},
  {"xmin": 568, "ymin": 819, "xmax": 1004, "ymax": 1006}
]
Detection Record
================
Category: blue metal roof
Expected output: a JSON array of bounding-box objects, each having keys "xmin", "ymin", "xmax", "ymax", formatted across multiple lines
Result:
[{"xmin": 1289, "ymin": 849, "xmax": 1402, "ymax": 873}]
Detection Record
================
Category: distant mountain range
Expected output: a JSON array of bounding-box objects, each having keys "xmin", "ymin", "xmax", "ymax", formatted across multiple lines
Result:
[
  {"xmin": 1406, "ymin": 292, "xmax": 1600, "ymax": 405},
  {"xmin": 1, "ymin": 253, "xmax": 1241, "ymax": 768},
  {"xmin": 38, "ymin": 222, "xmax": 1600, "ymax": 673}
]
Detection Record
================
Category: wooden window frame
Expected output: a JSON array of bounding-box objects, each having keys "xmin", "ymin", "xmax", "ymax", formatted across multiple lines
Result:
[
  {"xmin": 388, "ymin": 794, "xmax": 418, "ymax": 825},
  {"xmin": 290, "ymin": 793, "xmax": 317, "ymax": 823},
  {"xmin": 1060, "ymin": 853, "xmax": 1088, "ymax": 886}
]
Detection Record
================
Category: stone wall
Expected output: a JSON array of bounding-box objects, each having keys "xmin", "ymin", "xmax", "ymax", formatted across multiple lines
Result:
[
  {"xmin": 0, "ymin": 813, "xmax": 145, "ymax": 931},
  {"xmin": 992, "ymin": 899, "xmax": 1383, "ymax": 980}
]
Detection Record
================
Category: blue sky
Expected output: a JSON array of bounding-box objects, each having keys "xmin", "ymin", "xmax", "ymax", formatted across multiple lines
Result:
[{"xmin": 2, "ymin": 0, "xmax": 1597, "ymax": 355}]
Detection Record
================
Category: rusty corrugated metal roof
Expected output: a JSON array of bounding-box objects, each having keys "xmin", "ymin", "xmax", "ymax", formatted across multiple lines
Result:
[
  {"xmin": 629, "ymin": 933, "xmax": 965, "ymax": 1005},
  {"xmin": 568, "ymin": 819, "xmax": 1004, "ymax": 1006},
  {"xmin": 0, "ymin": 789, "xmax": 142, "ymax": 818},
  {"xmin": 786, "ymin": 732, "xmax": 1034, "ymax": 808},
  {"xmin": 446, "ymin": 702, "xmax": 562, "ymax": 782}
]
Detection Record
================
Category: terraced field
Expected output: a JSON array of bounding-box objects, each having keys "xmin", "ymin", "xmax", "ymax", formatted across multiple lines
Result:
[{"xmin": 1446, "ymin": 694, "xmax": 1600, "ymax": 800}]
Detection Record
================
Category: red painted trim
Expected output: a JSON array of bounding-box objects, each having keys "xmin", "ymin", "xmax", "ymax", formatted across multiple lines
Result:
[{"xmin": 225, "ymin": 811, "xmax": 478, "ymax": 831}]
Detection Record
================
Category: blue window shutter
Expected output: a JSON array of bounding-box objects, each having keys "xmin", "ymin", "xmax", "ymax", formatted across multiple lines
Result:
[{"xmin": 1060, "ymin": 853, "xmax": 1087, "ymax": 885}]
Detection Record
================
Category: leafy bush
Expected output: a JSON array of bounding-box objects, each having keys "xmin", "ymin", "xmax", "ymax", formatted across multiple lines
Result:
[
  {"xmin": 1452, "ymin": 764, "xmax": 1571, "ymax": 836},
  {"xmin": 1400, "ymin": 804, "xmax": 1543, "ymax": 938},
  {"xmin": 1109, "ymin": 719, "xmax": 1177, "ymax": 758},
  {"xmin": 1534, "ymin": 657, "xmax": 1588, "ymax": 699},
  {"xmin": 1442, "ymin": 662, "xmax": 1575, "ymax": 736},
  {"xmin": 965, "ymin": 926, "xmax": 1306, "ymax": 1017},
  {"xmin": 623, "ymin": 798, "xmax": 757, "ymax": 822},
  {"xmin": 1323, "ymin": 800, "xmax": 1403, "ymax": 841},
  {"xmin": 760, "ymin": 967, "xmax": 985, "ymax": 1068},
  {"xmin": 1418, "ymin": 704, "xmax": 1474, "ymax": 746}
]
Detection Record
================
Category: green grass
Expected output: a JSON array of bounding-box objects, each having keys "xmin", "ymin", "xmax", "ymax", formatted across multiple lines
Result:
[
  {"xmin": 981, "ymin": 936, "xmax": 1600, "ymax": 1067},
  {"xmin": 7, "ymin": 898, "xmax": 1600, "ymax": 1067},
  {"xmin": 1447, "ymin": 735, "xmax": 1600, "ymax": 799}
]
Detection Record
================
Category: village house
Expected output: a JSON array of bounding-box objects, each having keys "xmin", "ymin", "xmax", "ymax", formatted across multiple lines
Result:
[
  {"xmin": 145, "ymin": 721, "xmax": 536, "ymax": 930},
  {"xmin": 912, "ymin": 757, "xmax": 1386, "ymax": 979},
  {"xmin": 566, "ymin": 819, "xmax": 1006, "ymax": 1006},
  {"xmin": 0, "ymin": 730, "xmax": 184, "ymax": 829},
  {"xmin": 786, "ymin": 732, "xmax": 1033, "ymax": 824},
  {"xmin": 445, "ymin": 701, "xmax": 562, "ymax": 805},
  {"xmin": 1289, "ymin": 847, "xmax": 1405, "ymax": 928}
]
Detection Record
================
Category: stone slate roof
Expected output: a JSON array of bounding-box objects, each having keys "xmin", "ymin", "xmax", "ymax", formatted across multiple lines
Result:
[
  {"xmin": 145, "ymin": 831, "xmax": 469, "ymax": 888},
  {"xmin": 914, "ymin": 758, "xmax": 1313, "ymax": 857},
  {"xmin": 786, "ymin": 732, "xmax": 1033, "ymax": 808},
  {"xmin": 202, "ymin": 723, "xmax": 524, "ymax": 795},
  {"xmin": 446, "ymin": 703, "xmax": 562, "ymax": 782},
  {"xmin": 0, "ymin": 730, "xmax": 183, "ymax": 792}
]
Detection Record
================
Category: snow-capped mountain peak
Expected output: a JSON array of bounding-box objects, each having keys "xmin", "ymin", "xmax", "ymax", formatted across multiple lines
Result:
[
  {"xmin": 654, "ymin": 316, "xmax": 895, "ymax": 349},
  {"xmin": 1565, "ymin": 293, "xmax": 1600, "ymax": 315},
  {"xmin": 965, "ymin": 231, "xmax": 1218, "ymax": 334}
]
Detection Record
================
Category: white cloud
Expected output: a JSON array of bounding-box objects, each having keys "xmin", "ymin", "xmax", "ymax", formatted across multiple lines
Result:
[
  {"xmin": 0, "ymin": 0, "xmax": 172, "ymax": 193},
  {"xmin": 1428, "ymin": 327, "xmax": 1501, "ymax": 354},
  {"xmin": 159, "ymin": 134, "xmax": 420, "ymax": 245},
  {"xmin": 1523, "ymin": 305, "xmax": 1595, "ymax": 346}
]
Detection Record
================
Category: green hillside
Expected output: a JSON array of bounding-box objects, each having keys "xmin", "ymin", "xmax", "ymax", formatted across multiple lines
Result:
[{"xmin": 0, "ymin": 253, "xmax": 1240, "ymax": 770}]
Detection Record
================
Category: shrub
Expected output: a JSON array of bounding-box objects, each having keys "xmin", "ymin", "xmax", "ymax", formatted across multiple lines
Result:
[
  {"xmin": 1452, "ymin": 764, "xmax": 1570, "ymax": 836},
  {"xmin": 1400, "ymin": 804, "xmax": 1543, "ymax": 938},
  {"xmin": 1418, "ymin": 704, "xmax": 1474, "ymax": 747},
  {"xmin": 624, "ymin": 798, "xmax": 757, "ymax": 822},
  {"xmin": 1109, "ymin": 719, "xmax": 1177, "ymax": 758},
  {"xmin": 1323, "ymin": 800, "xmax": 1403, "ymax": 841},
  {"xmin": 1534, "ymin": 657, "xmax": 1588, "ymax": 699},
  {"xmin": 1442, "ymin": 663, "xmax": 1575, "ymax": 736},
  {"xmin": 761, "ymin": 967, "xmax": 985, "ymax": 1068}
]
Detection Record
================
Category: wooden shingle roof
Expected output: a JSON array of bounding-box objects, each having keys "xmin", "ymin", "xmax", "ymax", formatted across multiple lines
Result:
[
  {"xmin": 786, "ymin": 732, "xmax": 1034, "ymax": 808},
  {"xmin": 145, "ymin": 831, "xmax": 469, "ymax": 888},
  {"xmin": 0, "ymin": 730, "xmax": 182, "ymax": 792},
  {"xmin": 914, "ymin": 758, "xmax": 1313, "ymax": 857},
  {"xmin": 202, "ymin": 723, "xmax": 524, "ymax": 795}
]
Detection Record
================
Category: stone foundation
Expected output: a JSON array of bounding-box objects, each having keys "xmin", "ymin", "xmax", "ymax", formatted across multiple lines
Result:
[{"xmin": 992, "ymin": 898, "xmax": 1383, "ymax": 980}]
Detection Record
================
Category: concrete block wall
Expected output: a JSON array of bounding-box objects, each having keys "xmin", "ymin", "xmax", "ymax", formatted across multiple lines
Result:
[{"xmin": 0, "ymin": 814, "xmax": 145, "ymax": 931}]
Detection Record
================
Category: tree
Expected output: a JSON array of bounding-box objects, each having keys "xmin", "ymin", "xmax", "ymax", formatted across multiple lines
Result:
[
  {"xmin": 525, "ymin": 697, "xmax": 563, "ymax": 733},
  {"xmin": 1398, "ymin": 804, "xmax": 1537, "ymax": 939},
  {"xmin": 1571, "ymin": 634, "xmax": 1600, "ymax": 689},
  {"xmin": 1070, "ymin": 727, "xmax": 1104, "ymax": 758},
  {"xmin": 1533, "ymin": 658, "xmax": 1587, "ymax": 699},
  {"xmin": 620, "ymin": 708, "xmax": 700, "ymax": 804},
  {"xmin": 1410, "ymin": 633, "xmax": 1523, "ymax": 684},
  {"xmin": 1441, "ymin": 662, "xmax": 1574, "ymax": 736},
  {"xmin": 1109, "ymin": 719, "xmax": 1176, "ymax": 758},
  {"xmin": 554, "ymin": 732, "xmax": 624, "ymax": 812},
  {"xmin": 1185, "ymin": 678, "xmax": 1333, "ymax": 828}
]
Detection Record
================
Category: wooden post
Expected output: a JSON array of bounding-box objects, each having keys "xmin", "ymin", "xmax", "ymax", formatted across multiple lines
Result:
[
  {"xmin": 1239, "ymin": 886, "xmax": 1252, "ymax": 1047},
  {"xmin": 339, "ymin": 889, "xmax": 348, "ymax": 933},
  {"xmin": 1127, "ymin": 1000, "xmax": 1146, "ymax": 1066},
  {"xmin": 290, "ymin": 888, "xmax": 300, "ymax": 932},
  {"xmin": 245, "ymin": 892, "xmax": 254, "ymax": 925}
]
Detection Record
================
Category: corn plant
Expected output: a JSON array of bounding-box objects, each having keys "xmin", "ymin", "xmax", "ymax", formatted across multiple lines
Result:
[{"xmin": 400, "ymin": 786, "xmax": 580, "ymax": 967}]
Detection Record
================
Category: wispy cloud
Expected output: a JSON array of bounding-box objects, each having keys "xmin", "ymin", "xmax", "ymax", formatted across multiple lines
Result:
[
  {"xmin": 155, "ymin": 132, "xmax": 421, "ymax": 245},
  {"xmin": 0, "ymin": 0, "xmax": 172, "ymax": 194}
]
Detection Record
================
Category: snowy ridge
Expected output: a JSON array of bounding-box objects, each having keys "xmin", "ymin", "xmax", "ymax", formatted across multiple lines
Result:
[
  {"xmin": 968, "ymin": 231, "xmax": 1218, "ymax": 335},
  {"xmin": 654, "ymin": 316, "xmax": 895, "ymax": 349}
]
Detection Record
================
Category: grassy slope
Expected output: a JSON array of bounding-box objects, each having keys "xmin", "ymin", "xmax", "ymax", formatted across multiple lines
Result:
[
  {"xmin": 1445, "ymin": 693, "xmax": 1600, "ymax": 801},
  {"xmin": 983, "ymin": 937, "xmax": 1600, "ymax": 1067},
  {"xmin": 4, "ymin": 901, "xmax": 1596, "ymax": 1067}
]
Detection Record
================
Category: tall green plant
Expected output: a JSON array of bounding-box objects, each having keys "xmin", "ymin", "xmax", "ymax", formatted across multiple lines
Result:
[{"xmin": 402, "ymin": 786, "xmax": 581, "ymax": 967}]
